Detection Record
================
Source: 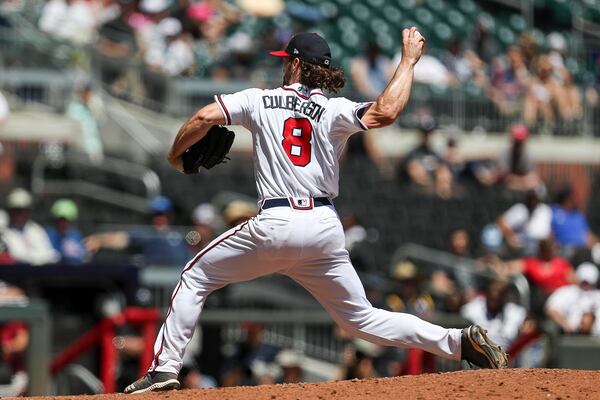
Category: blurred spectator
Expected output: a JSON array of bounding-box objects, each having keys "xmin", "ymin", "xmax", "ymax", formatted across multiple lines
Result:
[
  {"xmin": 493, "ymin": 238, "xmax": 574, "ymax": 308},
  {"xmin": 341, "ymin": 212, "xmax": 367, "ymax": 253},
  {"xmin": 472, "ymin": 14, "xmax": 498, "ymax": 64},
  {"xmin": 220, "ymin": 323, "xmax": 278, "ymax": 387},
  {"xmin": 0, "ymin": 321, "xmax": 29, "ymax": 396},
  {"xmin": 350, "ymin": 42, "xmax": 393, "ymax": 101},
  {"xmin": 46, "ymin": 199, "xmax": 87, "ymax": 265},
  {"xmin": 386, "ymin": 261, "xmax": 434, "ymax": 317},
  {"xmin": 518, "ymin": 32, "xmax": 538, "ymax": 70},
  {"xmin": 523, "ymin": 54, "xmax": 576, "ymax": 129},
  {"xmin": 495, "ymin": 124, "xmax": 540, "ymax": 192},
  {"xmin": 461, "ymin": 280, "xmax": 527, "ymax": 349},
  {"xmin": 66, "ymin": 83, "xmax": 105, "ymax": 162},
  {"xmin": 448, "ymin": 229, "xmax": 480, "ymax": 301},
  {"xmin": 276, "ymin": 350, "xmax": 303, "ymax": 384},
  {"xmin": 188, "ymin": 203, "xmax": 217, "ymax": 253},
  {"xmin": 489, "ymin": 46, "xmax": 529, "ymax": 116},
  {"xmin": 2, "ymin": 189, "xmax": 59, "ymax": 265},
  {"xmin": 496, "ymin": 187, "xmax": 551, "ymax": 254},
  {"xmin": 39, "ymin": 0, "xmax": 98, "ymax": 45},
  {"xmin": 442, "ymin": 38, "xmax": 488, "ymax": 90},
  {"xmin": 179, "ymin": 363, "xmax": 217, "ymax": 389},
  {"xmin": 222, "ymin": 200, "xmax": 257, "ymax": 228},
  {"xmin": 399, "ymin": 116, "xmax": 454, "ymax": 199},
  {"xmin": 398, "ymin": 54, "xmax": 450, "ymax": 88},
  {"xmin": 545, "ymin": 262, "xmax": 600, "ymax": 335},
  {"xmin": 551, "ymin": 185, "xmax": 599, "ymax": 255},
  {"xmin": 137, "ymin": 0, "xmax": 171, "ymax": 67},
  {"xmin": 97, "ymin": 0, "xmax": 138, "ymax": 92},
  {"xmin": 162, "ymin": 20, "xmax": 196, "ymax": 76},
  {"xmin": 0, "ymin": 91, "xmax": 9, "ymax": 128},
  {"xmin": 85, "ymin": 196, "xmax": 190, "ymax": 266},
  {"xmin": 337, "ymin": 339, "xmax": 380, "ymax": 380}
]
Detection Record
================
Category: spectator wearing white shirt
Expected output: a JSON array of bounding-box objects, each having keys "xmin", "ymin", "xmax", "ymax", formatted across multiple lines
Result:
[
  {"xmin": 461, "ymin": 280, "xmax": 527, "ymax": 349},
  {"xmin": 545, "ymin": 262, "xmax": 600, "ymax": 335},
  {"xmin": 496, "ymin": 186, "xmax": 551, "ymax": 255},
  {"xmin": 2, "ymin": 189, "xmax": 60, "ymax": 266}
]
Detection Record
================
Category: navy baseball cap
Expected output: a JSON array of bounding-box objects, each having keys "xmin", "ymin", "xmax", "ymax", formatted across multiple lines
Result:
[{"xmin": 269, "ymin": 32, "xmax": 332, "ymax": 68}]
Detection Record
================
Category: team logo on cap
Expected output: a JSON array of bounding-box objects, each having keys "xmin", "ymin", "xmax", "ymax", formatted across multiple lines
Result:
[
  {"xmin": 293, "ymin": 48, "xmax": 299, "ymax": 54},
  {"xmin": 324, "ymin": 59, "xmax": 330, "ymax": 65}
]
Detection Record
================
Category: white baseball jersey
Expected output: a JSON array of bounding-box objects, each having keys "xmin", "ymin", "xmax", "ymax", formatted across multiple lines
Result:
[
  {"xmin": 215, "ymin": 83, "xmax": 371, "ymax": 200},
  {"xmin": 146, "ymin": 82, "xmax": 464, "ymax": 378}
]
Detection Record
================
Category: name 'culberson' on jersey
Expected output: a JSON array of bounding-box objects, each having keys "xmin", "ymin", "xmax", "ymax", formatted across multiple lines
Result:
[{"xmin": 215, "ymin": 83, "xmax": 371, "ymax": 200}]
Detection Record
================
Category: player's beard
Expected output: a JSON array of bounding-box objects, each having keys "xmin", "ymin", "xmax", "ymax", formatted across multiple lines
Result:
[{"xmin": 283, "ymin": 62, "xmax": 292, "ymax": 86}]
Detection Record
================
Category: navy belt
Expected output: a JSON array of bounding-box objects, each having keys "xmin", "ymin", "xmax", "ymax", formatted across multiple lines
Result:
[{"xmin": 262, "ymin": 197, "xmax": 332, "ymax": 210}]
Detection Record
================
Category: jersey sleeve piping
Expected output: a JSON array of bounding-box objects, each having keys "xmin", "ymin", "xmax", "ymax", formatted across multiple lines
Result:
[
  {"xmin": 354, "ymin": 102, "xmax": 373, "ymax": 131},
  {"xmin": 215, "ymin": 94, "xmax": 231, "ymax": 125}
]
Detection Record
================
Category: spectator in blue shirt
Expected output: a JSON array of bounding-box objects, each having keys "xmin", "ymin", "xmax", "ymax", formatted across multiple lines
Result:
[
  {"xmin": 46, "ymin": 199, "xmax": 87, "ymax": 265},
  {"xmin": 85, "ymin": 196, "xmax": 190, "ymax": 266},
  {"xmin": 551, "ymin": 186, "xmax": 599, "ymax": 250}
]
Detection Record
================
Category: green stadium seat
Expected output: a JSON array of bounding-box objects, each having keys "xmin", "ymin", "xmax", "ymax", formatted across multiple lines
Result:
[
  {"xmin": 396, "ymin": 0, "xmax": 416, "ymax": 11},
  {"xmin": 497, "ymin": 26, "xmax": 516, "ymax": 46},
  {"xmin": 458, "ymin": 0, "xmax": 477, "ymax": 16},
  {"xmin": 509, "ymin": 14, "xmax": 527, "ymax": 32},
  {"xmin": 415, "ymin": 8, "xmax": 435, "ymax": 26},
  {"xmin": 350, "ymin": 3, "xmax": 371, "ymax": 22},
  {"xmin": 382, "ymin": 4, "xmax": 403, "ymax": 24}
]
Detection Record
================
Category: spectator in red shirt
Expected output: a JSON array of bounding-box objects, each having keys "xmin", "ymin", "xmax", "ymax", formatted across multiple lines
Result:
[{"xmin": 492, "ymin": 238, "xmax": 575, "ymax": 310}]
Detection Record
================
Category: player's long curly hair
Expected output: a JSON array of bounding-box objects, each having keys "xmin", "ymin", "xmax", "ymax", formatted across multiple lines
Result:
[{"xmin": 299, "ymin": 61, "xmax": 345, "ymax": 93}]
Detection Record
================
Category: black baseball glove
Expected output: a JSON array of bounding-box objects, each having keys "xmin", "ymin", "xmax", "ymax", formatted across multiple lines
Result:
[{"xmin": 181, "ymin": 125, "xmax": 235, "ymax": 174}]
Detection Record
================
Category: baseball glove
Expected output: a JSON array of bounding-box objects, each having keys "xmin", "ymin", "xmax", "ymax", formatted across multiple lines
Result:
[{"xmin": 182, "ymin": 125, "xmax": 235, "ymax": 174}]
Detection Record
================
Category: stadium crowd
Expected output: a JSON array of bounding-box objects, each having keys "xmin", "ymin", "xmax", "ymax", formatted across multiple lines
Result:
[{"xmin": 22, "ymin": 0, "xmax": 598, "ymax": 132}]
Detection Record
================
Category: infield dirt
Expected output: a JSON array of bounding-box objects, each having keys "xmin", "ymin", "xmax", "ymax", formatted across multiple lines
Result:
[{"xmin": 33, "ymin": 369, "xmax": 600, "ymax": 400}]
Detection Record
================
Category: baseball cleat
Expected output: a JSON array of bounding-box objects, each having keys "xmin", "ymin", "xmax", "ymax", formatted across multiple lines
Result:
[
  {"xmin": 124, "ymin": 371, "xmax": 180, "ymax": 394},
  {"xmin": 461, "ymin": 325, "xmax": 508, "ymax": 369}
]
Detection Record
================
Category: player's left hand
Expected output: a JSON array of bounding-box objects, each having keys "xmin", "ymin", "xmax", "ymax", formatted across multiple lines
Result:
[{"xmin": 181, "ymin": 125, "xmax": 236, "ymax": 174}]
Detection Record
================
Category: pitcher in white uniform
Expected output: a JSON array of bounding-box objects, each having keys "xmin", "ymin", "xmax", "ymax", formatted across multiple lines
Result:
[{"xmin": 125, "ymin": 28, "xmax": 507, "ymax": 394}]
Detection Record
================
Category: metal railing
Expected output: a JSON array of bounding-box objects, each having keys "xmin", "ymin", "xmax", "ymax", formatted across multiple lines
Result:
[
  {"xmin": 31, "ymin": 152, "xmax": 161, "ymax": 213},
  {"xmin": 392, "ymin": 243, "xmax": 532, "ymax": 311}
]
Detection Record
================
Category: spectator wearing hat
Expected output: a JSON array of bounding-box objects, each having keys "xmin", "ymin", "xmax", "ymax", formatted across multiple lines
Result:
[
  {"xmin": 545, "ymin": 263, "xmax": 600, "ymax": 335},
  {"xmin": 85, "ymin": 196, "xmax": 189, "ymax": 266},
  {"xmin": 386, "ymin": 260, "xmax": 434, "ymax": 317},
  {"xmin": 496, "ymin": 124, "xmax": 539, "ymax": 192},
  {"xmin": 496, "ymin": 186, "xmax": 552, "ymax": 255},
  {"xmin": 222, "ymin": 200, "xmax": 257, "ymax": 228},
  {"xmin": 398, "ymin": 115, "xmax": 454, "ymax": 199},
  {"xmin": 188, "ymin": 203, "xmax": 217, "ymax": 253},
  {"xmin": 2, "ymin": 189, "xmax": 59, "ymax": 266},
  {"xmin": 45, "ymin": 199, "xmax": 87, "ymax": 265}
]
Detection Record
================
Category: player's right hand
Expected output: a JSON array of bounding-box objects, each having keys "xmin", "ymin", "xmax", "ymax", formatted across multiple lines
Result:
[{"xmin": 401, "ymin": 27, "xmax": 426, "ymax": 66}]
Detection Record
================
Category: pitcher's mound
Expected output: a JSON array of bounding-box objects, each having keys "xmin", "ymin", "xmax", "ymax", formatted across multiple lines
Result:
[{"xmin": 47, "ymin": 369, "xmax": 600, "ymax": 400}]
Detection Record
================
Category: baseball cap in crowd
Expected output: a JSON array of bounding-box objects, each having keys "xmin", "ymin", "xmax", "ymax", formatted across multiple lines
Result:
[
  {"xmin": 157, "ymin": 17, "xmax": 182, "ymax": 37},
  {"xmin": 269, "ymin": 33, "xmax": 332, "ymax": 69},
  {"xmin": 391, "ymin": 260, "xmax": 418, "ymax": 281},
  {"xmin": 192, "ymin": 203, "xmax": 216, "ymax": 226},
  {"xmin": 417, "ymin": 114, "xmax": 437, "ymax": 134},
  {"xmin": 150, "ymin": 196, "xmax": 173, "ymax": 214},
  {"xmin": 140, "ymin": 0, "xmax": 171, "ymax": 14},
  {"xmin": 51, "ymin": 199, "xmax": 79, "ymax": 221},
  {"xmin": 510, "ymin": 123, "xmax": 529, "ymax": 141},
  {"xmin": 6, "ymin": 188, "xmax": 32, "ymax": 209},
  {"xmin": 576, "ymin": 262, "xmax": 599, "ymax": 286}
]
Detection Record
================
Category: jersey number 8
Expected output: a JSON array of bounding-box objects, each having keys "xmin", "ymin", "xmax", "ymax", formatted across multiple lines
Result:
[{"xmin": 281, "ymin": 117, "xmax": 312, "ymax": 167}]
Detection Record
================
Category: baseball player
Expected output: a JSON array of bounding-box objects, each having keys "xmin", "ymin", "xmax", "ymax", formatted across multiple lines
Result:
[{"xmin": 125, "ymin": 28, "xmax": 507, "ymax": 393}]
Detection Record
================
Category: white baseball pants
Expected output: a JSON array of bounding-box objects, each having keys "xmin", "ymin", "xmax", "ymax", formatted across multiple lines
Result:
[{"xmin": 149, "ymin": 204, "xmax": 462, "ymax": 373}]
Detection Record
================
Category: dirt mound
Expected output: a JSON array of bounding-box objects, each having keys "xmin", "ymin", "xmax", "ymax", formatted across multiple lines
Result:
[{"xmin": 42, "ymin": 369, "xmax": 599, "ymax": 400}]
